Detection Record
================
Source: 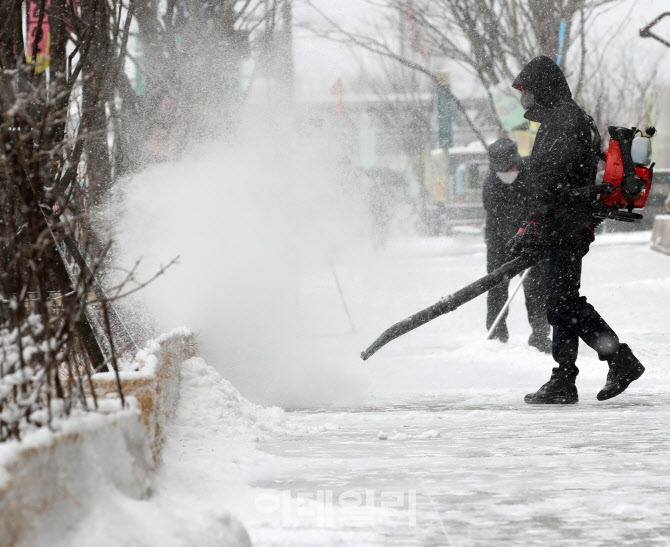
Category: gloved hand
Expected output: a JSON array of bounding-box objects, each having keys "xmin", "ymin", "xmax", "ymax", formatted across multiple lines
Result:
[{"xmin": 507, "ymin": 220, "xmax": 544, "ymax": 257}]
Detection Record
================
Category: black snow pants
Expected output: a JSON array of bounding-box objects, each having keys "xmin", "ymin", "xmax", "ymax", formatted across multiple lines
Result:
[
  {"xmin": 542, "ymin": 237, "xmax": 621, "ymax": 376},
  {"xmin": 486, "ymin": 237, "xmax": 549, "ymax": 339}
]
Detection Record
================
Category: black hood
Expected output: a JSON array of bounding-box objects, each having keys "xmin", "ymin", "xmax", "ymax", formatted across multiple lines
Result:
[{"xmin": 513, "ymin": 56, "xmax": 572, "ymax": 113}]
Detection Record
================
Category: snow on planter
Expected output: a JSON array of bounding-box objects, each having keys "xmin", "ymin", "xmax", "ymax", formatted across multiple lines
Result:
[
  {"xmin": 91, "ymin": 326, "xmax": 197, "ymax": 462},
  {"xmin": 0, "ymin": 328, "xmax": 196, "ymax": 544}
]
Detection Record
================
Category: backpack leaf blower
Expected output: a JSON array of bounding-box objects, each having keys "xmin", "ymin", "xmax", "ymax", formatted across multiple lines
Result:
[{"xmin": 593, "ymin": 125, "xmax": 656, "ymax": 222}]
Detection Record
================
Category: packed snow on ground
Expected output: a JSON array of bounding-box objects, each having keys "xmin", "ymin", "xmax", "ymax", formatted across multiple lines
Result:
[
  {"xmin": 48, "ymin": 227, "xmax": 669, "ymax": 546},
  {"xmin": 244, "ymin": 230, "xmax": 670, "ymax": 546}
]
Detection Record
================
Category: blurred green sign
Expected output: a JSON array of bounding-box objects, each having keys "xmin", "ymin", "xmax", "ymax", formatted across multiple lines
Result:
[
  {"xmin": 494, "ymin": 92, "xmax": 526, "ymax": 131},
  {"xmin": 436, "ymin": 72, "xmax": 453, "ymax": 149},
  {"xmin": 135, "ymin": 37, "xmax": 145, "ymax": 95}
]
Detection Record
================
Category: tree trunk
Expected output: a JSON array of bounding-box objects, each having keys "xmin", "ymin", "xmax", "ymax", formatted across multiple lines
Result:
[{"xmin": 80, "ymin": 0, "xmax": 113, "ymax": 208}]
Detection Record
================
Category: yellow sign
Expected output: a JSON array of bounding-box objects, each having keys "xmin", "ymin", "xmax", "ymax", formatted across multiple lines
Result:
[
  {"xmin": 424, "ymin": 148, "xmax": 449, "ymax": 203},
  {"xmin": 512, "ymin": 121, "xmax": 539, "ymax": 156}
]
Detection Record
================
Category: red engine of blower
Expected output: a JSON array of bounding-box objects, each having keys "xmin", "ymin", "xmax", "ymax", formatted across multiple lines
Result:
[{"xmin": 600, "ymin": 126, "xmax": 655, "ymax": 212}]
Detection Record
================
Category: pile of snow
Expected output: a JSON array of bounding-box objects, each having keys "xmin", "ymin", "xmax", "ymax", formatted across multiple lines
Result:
[
  {"xmin": 172, "ymin": 356, "xmax": 288, "ymax": 440},
  {"xmin": 1, "ymin": 328, "xmax": 284, "ymax": 546},
  {"xmin": 45, "ymin": 348, "xmax": 302, "ymax": 545}
]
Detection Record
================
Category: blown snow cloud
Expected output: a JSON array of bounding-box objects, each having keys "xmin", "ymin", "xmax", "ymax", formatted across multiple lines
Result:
[{"xmin": 110, "ymin": 116, "xmax": 370, "ymax": 407}]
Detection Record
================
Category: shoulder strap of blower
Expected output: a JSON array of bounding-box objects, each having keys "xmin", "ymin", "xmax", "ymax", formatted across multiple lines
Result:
[
  {"xmin": 559, "ymin": 112, "xmax": 611, "ymax": 204},
  {"xmin": 584, "ymin": 113, "xmax": 604, "ymax": 184},
  {"xmin": 555, "ymin": 101, "xmax": 603, "ymax": 183}
]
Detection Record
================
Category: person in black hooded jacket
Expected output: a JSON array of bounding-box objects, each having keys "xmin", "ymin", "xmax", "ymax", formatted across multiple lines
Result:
[
  {"xmin": 509, "ymin": 55, "xmax": 645, "ymax": 404},
  {"xmin": 483, "ymin": 138, "xmax": 551, "ymax": 352}
]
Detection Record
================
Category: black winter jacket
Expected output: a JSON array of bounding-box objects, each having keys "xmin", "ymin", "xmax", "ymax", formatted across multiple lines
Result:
[
  {"xmin": 513, "ymin": 56, "xmax": 597, "ymax": 243},
  {"xmin": 483, "ymin": 162, "xmax": 531, "ymax": 243}
]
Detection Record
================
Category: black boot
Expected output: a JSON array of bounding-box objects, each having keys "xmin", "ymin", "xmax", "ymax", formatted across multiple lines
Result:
[
  {"xmin": 597, "ymin": 344, "xmax": 645, "ymax": 401},
  {"xmin": 525, "ymin": 367, "xmax": 578, "ymax": 404},
  {"xmin": 528, "ymin": 332, "xmax": 552, "ymax": 354}
]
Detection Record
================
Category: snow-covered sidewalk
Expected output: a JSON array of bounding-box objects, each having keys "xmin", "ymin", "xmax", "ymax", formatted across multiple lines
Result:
[
  {"xmin": 49, "ymin": 232, "xmax": 670, "ymax": 546},
  {"xmin": 244, "ymin": 232, "xmax": 670, "ymax": 546}
]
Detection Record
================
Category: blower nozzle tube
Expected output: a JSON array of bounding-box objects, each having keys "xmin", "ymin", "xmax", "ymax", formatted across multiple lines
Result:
[{"xmin": 361, "ymin": 255, "xmax": 534, "ymax": 361}]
